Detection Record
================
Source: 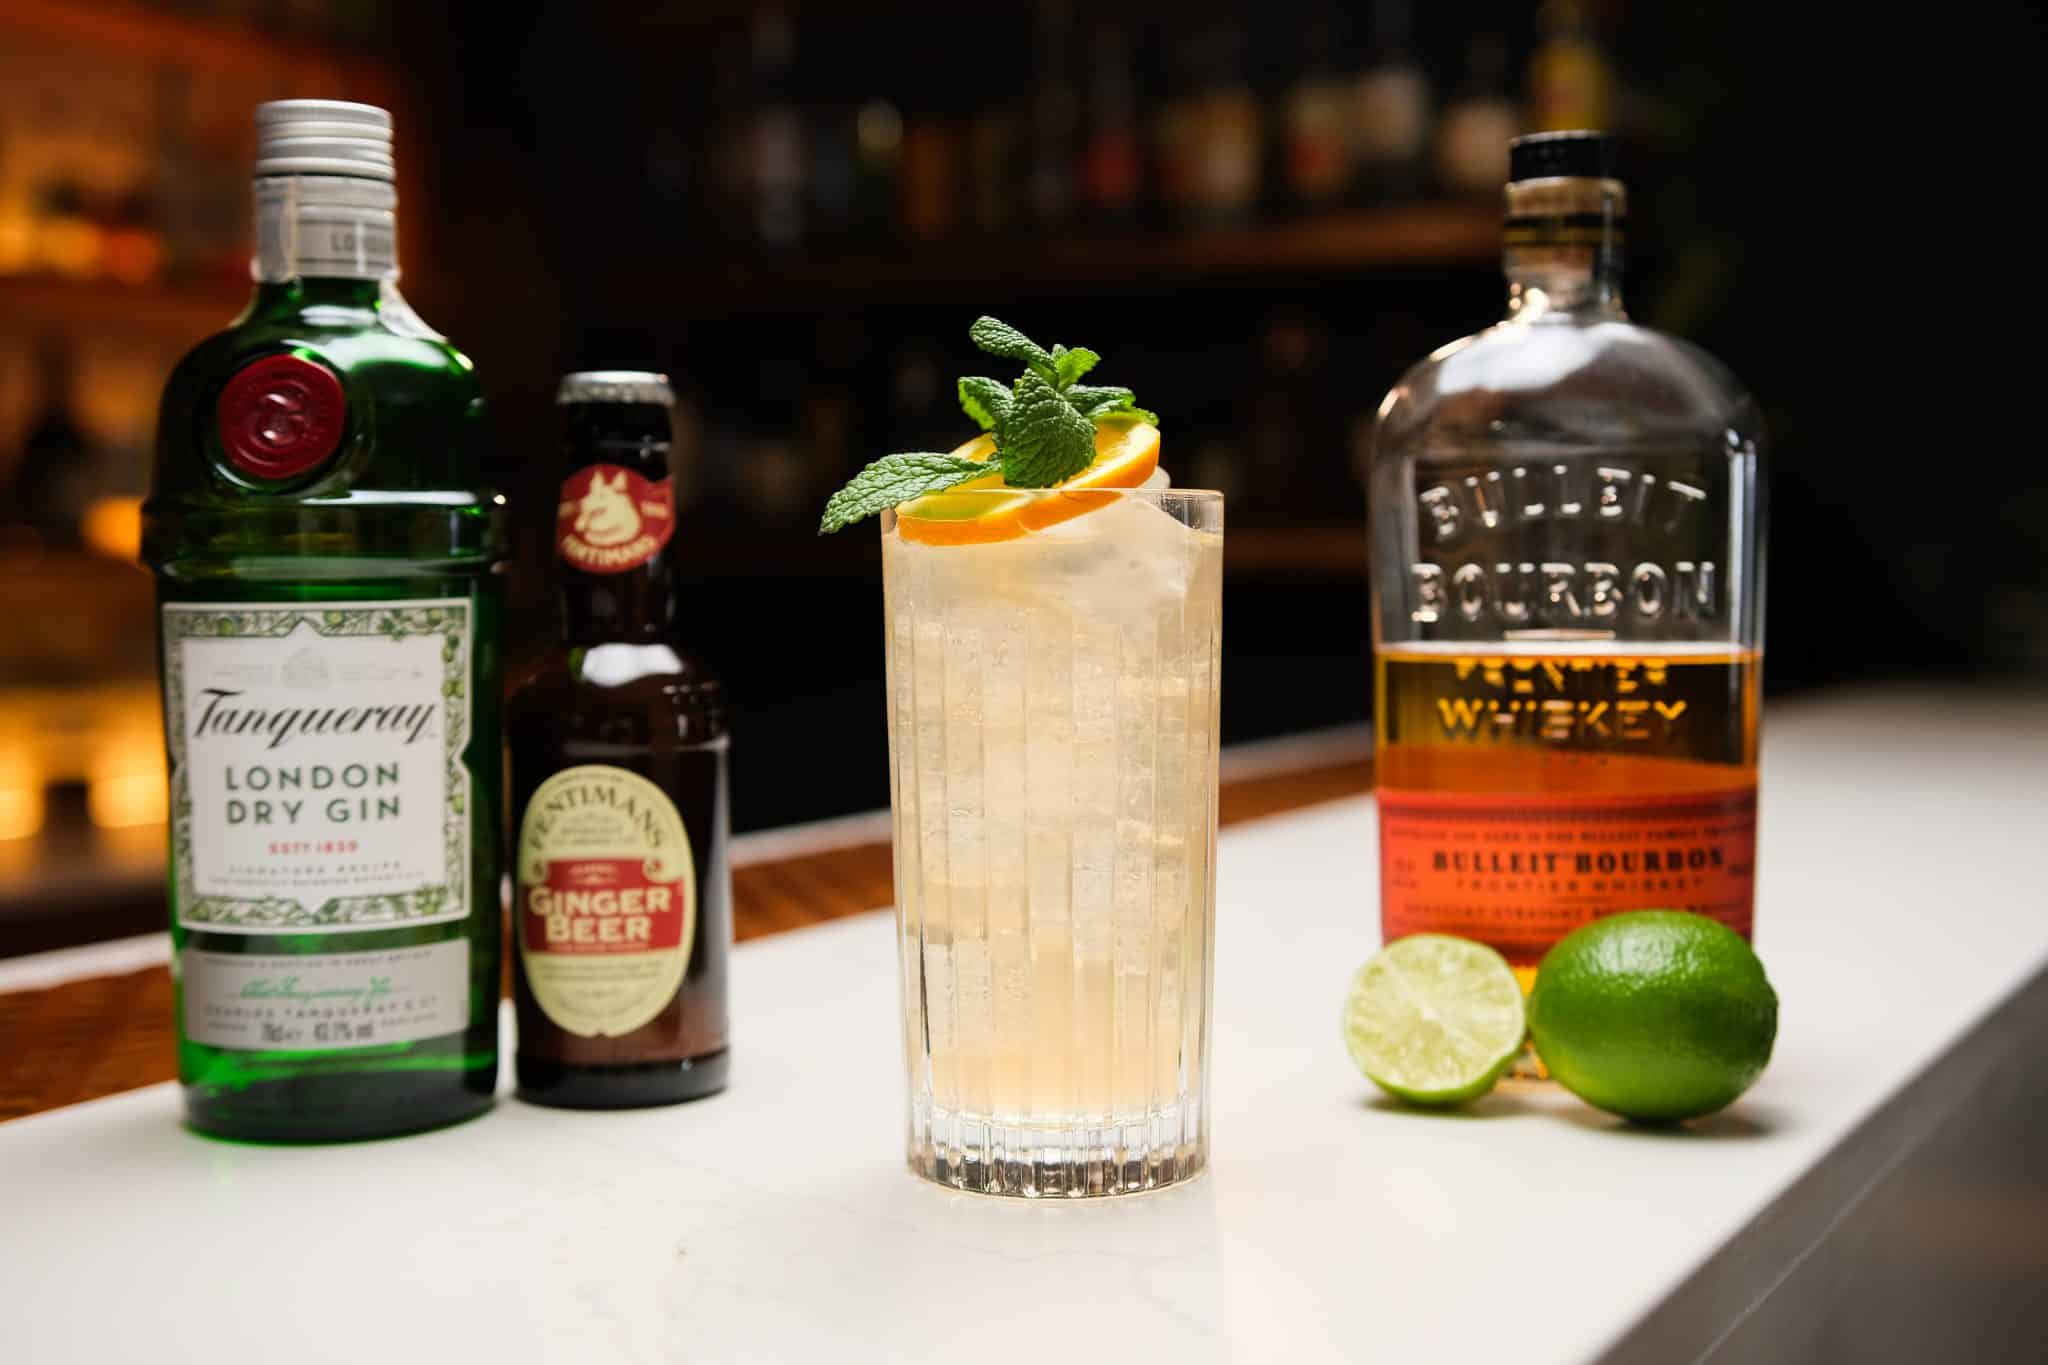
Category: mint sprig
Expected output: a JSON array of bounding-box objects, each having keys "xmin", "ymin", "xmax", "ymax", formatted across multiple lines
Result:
[{"xmin": 818, "ymin": 316, "xmax": 1154, "ymax": 533}]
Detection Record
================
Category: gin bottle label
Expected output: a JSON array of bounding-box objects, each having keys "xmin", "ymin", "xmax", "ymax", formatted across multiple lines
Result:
[
  {"xmin": 181, "ymin": 941, "xmax": 470, "ymax": 1051},
  {"xmin": 161, "ymin": 599, "xmax": 473, "ymax": 930},
  {"xmin": 517, "ymin": 765, "xmax": 698, "ymax": 1038}
]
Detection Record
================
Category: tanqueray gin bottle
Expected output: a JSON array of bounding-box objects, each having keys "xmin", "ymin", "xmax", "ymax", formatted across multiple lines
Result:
[
  {"xmin": 143, "ymin": 101, "xmax": 506, "ymax": 1140},
  {"xmin": 1368, "ymin": 130, "xmax": 1764, "ymax": 992}
]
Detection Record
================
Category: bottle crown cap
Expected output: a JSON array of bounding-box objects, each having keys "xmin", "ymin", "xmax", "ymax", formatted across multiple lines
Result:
[
  {"xmin": 1508, "ymin": 130, "xmax": 1616, "ymax": 184},
  {"xmin": 556, "ymin": 371, "xmax": 675, "ymax": 407},
  {"xmin": 254, "ymin": 100, "xmax": 395, "ymax": 182}
]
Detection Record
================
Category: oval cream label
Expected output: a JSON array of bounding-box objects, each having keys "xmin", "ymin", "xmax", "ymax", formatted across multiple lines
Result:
[{"xmin": 517, "ymin": 764, "xmax": 696, "ymax": 1038}]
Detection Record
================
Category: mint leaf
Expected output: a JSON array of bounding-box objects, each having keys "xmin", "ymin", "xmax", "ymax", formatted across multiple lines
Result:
[
  {"xmin": 1066, "ymin": 383, "xmax": 1132, "ymax": 413},
  {"xmin": 998, "ymin": 373, "xmax": 1096, "ymax": 487},
  {"xmin": 1067, "ymin": 384, "xmax": 1158, "ymax": 424},
  {"xmin": 970, "ymin": 316, "xmax": 1055, "ymax": 381},
  {"xmin": 957, "ymin": 376, "xmax": 1012, "ymax": 433},
  {"xmin": 1054, "ymin": 346, "xmax": 1100, "ymax": 388},
  {"xmin": 818, "ymin": 452, "xmax": 989, "ymax": 534}
]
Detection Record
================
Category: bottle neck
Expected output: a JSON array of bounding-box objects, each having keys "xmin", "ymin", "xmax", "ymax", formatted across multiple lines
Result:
[
  {"xmin": 563, "ymin": 555, "xmax": 684, "ymax": 644},
  {"xmin": 1502, "ymin": 176, "xmax": 1626, "ymax": 320},
  {"xmin": 252, "ymin": 174, "xmax": 399, "ymax": 288},
  {"xmin": 558, "ymin": 440, "xmax": 682, "ymax": 645}
]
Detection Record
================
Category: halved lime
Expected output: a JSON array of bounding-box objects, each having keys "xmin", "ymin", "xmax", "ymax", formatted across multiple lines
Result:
[{"xmin": 1342, "ymin": 934, "xmax": 1527, "ymax": 1106}]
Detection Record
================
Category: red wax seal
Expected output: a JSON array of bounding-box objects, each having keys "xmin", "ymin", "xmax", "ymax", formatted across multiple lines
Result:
[
  {"xmin": 217, "ymin": 354, "xmax": 347, "ymax": 481},
  {"xmin": 556, "ymin": 464, "xmax": 675, "ymax": 573}
]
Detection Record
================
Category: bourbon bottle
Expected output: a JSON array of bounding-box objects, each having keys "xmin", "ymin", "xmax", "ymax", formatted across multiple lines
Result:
[
  {"xmin": 144, "ymin": 101, "xmax": 505, "ymax": 1141},
  {"xmin": 1368, "ymin": 130, "xmax": 1764, "ymax": 979},
  {"xmin": 509, "ymin": 372, "xmax": 731, "ymax": 1107}
]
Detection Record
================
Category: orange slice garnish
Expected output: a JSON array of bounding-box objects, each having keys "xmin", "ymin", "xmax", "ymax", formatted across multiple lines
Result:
[{"xmin": 895, "ymin": 418, "xmax": 1161, "ymax": 546}]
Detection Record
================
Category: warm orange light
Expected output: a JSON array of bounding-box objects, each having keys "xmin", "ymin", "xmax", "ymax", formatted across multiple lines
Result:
[
  {"xmin": 88, "ymin": 772, "xmax": 167, "ymax": 829},
  {"xmin": 0, "ymin": 785, "xmax": 42, "ymax": 841},
  {"xmin": 0, "ymin": 209, "xmax": 33, "ymax": 274},
  {"xmin": 87, "ymin": 735, "xmax": 166, "ymax": 829},
  {"xmin": 0, "ymin": 744, "xmax": 42, "ymax": 841},
  {"xmin": 0, "ymin": 740, "xmax": 40, "ymax": 839},
  {"xmin": 80, "ymin": 496, "xmax": 144, "ymax": 562}
]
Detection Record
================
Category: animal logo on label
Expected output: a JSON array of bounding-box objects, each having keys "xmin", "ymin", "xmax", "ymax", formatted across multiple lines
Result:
[
  {"xmin": 555, "ymin": 464, "xmax": 675, "ymax": 573},
  {"xmin": 572, "ymin": 470, "xmax": 642, "ymax": 548}
]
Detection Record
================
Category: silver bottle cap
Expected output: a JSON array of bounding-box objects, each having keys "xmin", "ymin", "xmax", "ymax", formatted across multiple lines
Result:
[
  {"xmin": 254, "ymin": 100, "xmax": 395, "ymax": 181},
  {"xmin": 556, "ymin": 371, "xmax": 675, "ymax": 406}
]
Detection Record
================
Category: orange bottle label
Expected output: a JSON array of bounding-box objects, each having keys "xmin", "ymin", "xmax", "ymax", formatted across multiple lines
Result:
[{"xmin": 1376, "ymin": 787, "xmax": 1757, "ymax": 963}]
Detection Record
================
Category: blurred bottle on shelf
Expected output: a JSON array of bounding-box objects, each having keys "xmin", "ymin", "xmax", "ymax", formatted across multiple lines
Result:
[
  {"xmin": 699, "ymin": 31, "xmax": 752, "ymax": 243},
  {"xmin": 731, "ymin": 337, "xmax": 812, "ymax": 527},
  {"xmin": 1351, "ymin": 0, "xmax": 1431, "ymax": 205},
  {"xmin": 746, "ymin": 5, "xmax": 806, "ymax": 247},
  {"xmin": 31, "ymin": 180, "xmax": 102, "ymax": 278},
  {"xmin": 1172, "ymin": 17, "xmax": 1261, "ymax": 227},
  {"xmin": 901, "ymin": 24, "xmax": 963, "ymax": 240},
  {"xmin": 1077, "ymin": 15, "xmax": 1142, "ymax": 226},
  {"xmin": 850, "ymin": 31, "xmax": 904, "ymax": 240},
  {"xmin": 1028, "ymin": 0, "xmax": 1081, "ymax": 228},
  {"xmin": 805, "ymin": 31, "xmax": 860, "ymax": 240},
  {"xmin": 968, "ymin": 13, "xmax": 1026, "ymax": 237},
  {"xmin": 0, "ymin": 40, "xmax": 167, "ymax": 286},
  {"xmin": 1282, "ymin": 8, "xmax": 1354, "ymax": 214},
  {"xmin": 641, "ymin": 59, "xmax": 697, "ymax": 239},
  {"xmin": 801, "ymin": 318, "xmax": 865, "ymax": 499},
  {"xmin": 1528, "ymin": 0, "xmax": 1615, "ymax": 133},
  {"xmin": 2, "ymin": 337, "xmax": 95, "ymax": 548},
  {"xmin": 154, "ymin": 67, "xmax": 255, "ymax": 284},
  {"xmin": 1153, "ymin": 22, "xmax": 1201, "ymax": 224},
  {"xmin": 1435, "ymin": 33, "xmax": 1520, "ymax": 196},
  {"xmin": 669, "ymin": 387, "xmax": 705, "ymax": 517},
  {"xmin": 888, "ymin": 340, "xmax": 955, "ymax": 456},
  {"xmin": 736, "ymin": 427, "xmax": 809, "ymax": 529},
  {"xmin": 1183, "ymin": 335, "xmax": 1247, "ymax": 510}
]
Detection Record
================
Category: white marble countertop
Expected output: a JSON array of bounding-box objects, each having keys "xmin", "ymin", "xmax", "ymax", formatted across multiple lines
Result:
[{"xmin": 5, "ymin": 688, "xmax": 2046, "ymax": 1364}]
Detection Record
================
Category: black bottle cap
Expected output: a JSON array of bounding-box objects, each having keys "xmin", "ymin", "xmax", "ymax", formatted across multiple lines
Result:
[
  {"xmin": 557, "ymin": 370, "xmax": 673, "ymax": 449},
  {"xmin": 1508, "ymin": 130, "xmax": 1617, "ymax": 183}
]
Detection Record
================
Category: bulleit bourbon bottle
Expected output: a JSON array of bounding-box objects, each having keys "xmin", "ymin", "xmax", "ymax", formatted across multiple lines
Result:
[
  {"xmin": 509, "ymin": 372, "xmax": 731, "ymax": 1107},
  {"xmin": 1369, "ymin": 130, "xmax": 1764, "ymax": 989},
  {"xmin": 144, "ymin": 101, "xmax": 505, "ymax": 1140}
]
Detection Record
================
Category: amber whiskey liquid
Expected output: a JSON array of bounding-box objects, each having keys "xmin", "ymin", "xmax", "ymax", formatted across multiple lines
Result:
[{"xmin": 1374, "ymin": 643, "xmax": 1760, "ymax": 971}]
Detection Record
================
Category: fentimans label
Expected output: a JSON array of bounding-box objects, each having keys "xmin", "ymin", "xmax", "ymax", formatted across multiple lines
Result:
[
  {"xmin": 161, "ymin": 599, "xmax": 472, "ymax": 932},
  {"xmin": 555, "ymin": 464, "xmax": 675, "ymax": 573},
  {"xmin": 517, "ymin": 764, "xmax": 697, "ymax": 1038}
]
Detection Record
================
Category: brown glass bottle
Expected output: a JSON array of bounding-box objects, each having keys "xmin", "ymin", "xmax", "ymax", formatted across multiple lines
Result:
[{"xmin": 509, "ymin": 371, "xmax": 730, "ymax": 1107}]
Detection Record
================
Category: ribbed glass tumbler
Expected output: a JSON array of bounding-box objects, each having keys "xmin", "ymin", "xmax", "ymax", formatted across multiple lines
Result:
[{"xmin": 881, "ymin": 489, "xmax": 1222, "ymax": 1197}]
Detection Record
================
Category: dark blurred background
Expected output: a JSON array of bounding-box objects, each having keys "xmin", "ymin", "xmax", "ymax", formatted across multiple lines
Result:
[{"xmin": 1, "ymin": 0, "xmax": 2043, "ymax": 950}]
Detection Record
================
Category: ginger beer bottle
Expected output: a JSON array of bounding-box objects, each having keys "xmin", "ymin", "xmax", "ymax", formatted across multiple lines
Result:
[{"xmin": 509, "ymin": 372, "xmax": 732, "ymax": 1108}]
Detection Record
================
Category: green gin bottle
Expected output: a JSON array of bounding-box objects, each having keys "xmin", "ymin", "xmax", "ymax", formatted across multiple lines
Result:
[{"xmin": 143, "ymin": 101, "xmax": 506, "ymax": 1141}]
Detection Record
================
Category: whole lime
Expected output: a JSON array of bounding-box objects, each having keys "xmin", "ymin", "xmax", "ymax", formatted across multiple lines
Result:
[{"xmin": 1527, "ymin": 911, "xmax": 1777, "ymax": 1123}]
